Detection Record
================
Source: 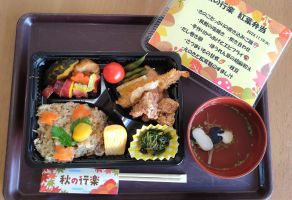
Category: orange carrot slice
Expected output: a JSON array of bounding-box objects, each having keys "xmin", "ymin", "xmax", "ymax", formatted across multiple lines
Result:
[
  {"xmin": 39, "ymin": 112, "xmax": 59, "ymax": 126},
  {"xmin": 72, "ymin": 104, "xmax": 92, "ymax": 120},
  {"xmin": 71, "ymin": 72, "xmax": 90, "ymax": 85},
  {"xmin": 54, "ymin": 145, "xmax": 74, "ymax": 162}
]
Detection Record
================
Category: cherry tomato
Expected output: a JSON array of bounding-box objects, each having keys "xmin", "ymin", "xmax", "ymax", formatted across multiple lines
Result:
[{"xmin": 103, "ymin": 62, "xmax": 125, "ymax": 84}]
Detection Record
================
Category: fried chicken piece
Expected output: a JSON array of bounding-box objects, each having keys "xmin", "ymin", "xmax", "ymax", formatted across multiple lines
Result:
[
  {"xmin": 130, "ymin": 95, "xmax": 179, "ymax": 126},
  {"xmin": 116, "ymin": 68, "xmax": 189, "ymax": 108},
  {"xmin": 158, "ymin": 69, "xmax": 189, "ymax": 90},
  {"xmin": 158, "ymin": 98, "xmax": 179, "ymax": 114},
  {"xmin": 116, "ymin": 68, "xmax": 159, "ymax": 108},
  {"xmin": 156, "ymin": 98, "xmax": 179, "ymax": 126},
  {"xmin": 157, "ymin": 113, "xmax": 176, "ymax": 126},
  {"xmin": 129, "ymin": 89, "xmax": 163, "ymax": 119},
  {"xmin": 141, "ymin": 115, "xmax": 150, "ymax": 122}
]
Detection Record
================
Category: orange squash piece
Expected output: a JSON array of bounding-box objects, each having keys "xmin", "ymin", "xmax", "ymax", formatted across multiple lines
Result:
[
  {"xmin": 72, "ymin": 104, "xmax": 92, "ymax": 120},
  {"xmin": 39, "ymin": 112, "xmax": 59, "ymax": 126},
  {"xmin": 71, "ymin": 72, "xmax": 90, "ymax": 85},
  {"xmin": 54, "ymin": 145, "xmax": 74, "ymax": 162}
]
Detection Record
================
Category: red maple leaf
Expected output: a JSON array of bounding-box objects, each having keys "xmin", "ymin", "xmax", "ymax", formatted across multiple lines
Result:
[
  {"xmin": 280, "ymin": 28, "xmax": 291, "ymax": 40},
  {"xmin": 90, "ymin": 179, "xmax": 118, "ymax": 194},
  {"xmin": 253, "ymin": 70, "xmax": 266, "ymax": 88},
  {"xmin": 41, "ymin": 173, "xmax": 51, "ymax": 183},
  {"xmin": 39, "ymin": 184, "xmax": 49, "ymax": 192},
  {"xmin": 50, "ymin": 186, "xmax": 62, "ymax": 193}
]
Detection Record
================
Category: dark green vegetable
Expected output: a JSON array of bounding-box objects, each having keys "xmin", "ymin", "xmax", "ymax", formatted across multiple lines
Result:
[
  {"xmin": 51, "ymin": 126, "xmax": 77, "ymax": 147},
  {"xmin": 139, "ymin": 129, "xmax": 171, "ymax": 155},
  {"xmin": 125, "ymin": 66, "xmax": 146, "ymax": 79},
  {"xmin": 70, "ymin": 117, "xmax": 91, "ymax": 133},
  {"xmin": 121, "ymin": 69, "xmax": 148, "ymax": 84},
  {"xmin": 46, "ymin": 59, "xmax": 79, "ymax": 85},
  {"xmin": 124, "ymin": 53, "xmax": 148, "ymax": 72}
]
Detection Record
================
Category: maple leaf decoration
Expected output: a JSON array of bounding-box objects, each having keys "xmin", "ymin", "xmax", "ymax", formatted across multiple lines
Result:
[
  {"xmin": 190, "ymin": 59, "xmax": 202, "ymax": 73},
  {"xmin": 56, "ymin": 168, "xmax": 65, "ymax": 173},
  {"xmin": 253, "ymin": 70, "xmax": 266, "ymax": 88},
  {"xmin": 90, "ymin": 179, "xmax": 118, "ymax": 194},
  {"xmin": 39, "ymin": 184, "xmax": 48, "ymax": 192},
  {"xmin": 50, "ymin": 186, "xmax": 62, "ymax": 193},
  {"xmin": 41, "ymin": 173, "xmax": 51, "ymax": 183},
  {"xmin": 47, "ymin": 179, "xmax": 55, "ymax": 187}
]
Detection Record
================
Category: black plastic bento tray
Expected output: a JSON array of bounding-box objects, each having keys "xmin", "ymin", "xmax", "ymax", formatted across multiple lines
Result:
[
  {"xmin": 26, "ymin": 52, "xmax": 184, "ymax": 167},
  {"xmin": 4, "ymin": 14, "xmax": 272, "ymax": 200}
]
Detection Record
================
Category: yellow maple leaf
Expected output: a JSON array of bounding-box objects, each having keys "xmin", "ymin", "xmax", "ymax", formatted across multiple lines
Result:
[
  {"xmin": 181, "ymin": 52, "xmax": 192, "ymax": 68},
  {"xmin": 157, "ymin": 26, "xmax": 167, "ymax": 36}
]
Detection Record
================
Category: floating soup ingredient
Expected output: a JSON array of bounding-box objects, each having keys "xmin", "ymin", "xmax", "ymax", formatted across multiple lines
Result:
[
  {"xmin": 34, "ymin": 102, "xmax": 107, "ymax": 162},
  {"xmin": 219, "ymin": 130, "xmax": 233, "ymax": 144},
  {"xmin": 209, "ymin": 127, "xmax": 224, "ymax": 144},
  {"xmin": 207, "ymin": 149, "xmax": 214, "ymax": 165},
  {"xmin": 191, "ymin": 128, "xmax": 213, "ymax": 151},
  {"xmin": 103, "ymin": 125, "xmax": 127, "ymax": 155}
]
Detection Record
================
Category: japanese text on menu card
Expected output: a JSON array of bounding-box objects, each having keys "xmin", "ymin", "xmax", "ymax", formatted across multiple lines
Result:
[{"xmin": 149, "ymin": 0, "xmax": 291, "ymax": 105}]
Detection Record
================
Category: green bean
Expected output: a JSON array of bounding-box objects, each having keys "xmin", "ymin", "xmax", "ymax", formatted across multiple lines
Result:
[
  {"xmin": 124, "ymin": 53, "xmax": 148, "ymax": 72},
  {"xmin": 121, "ymin": 70, "xmax": 148, "ymax": 83},
  {"xmin": 125, "ymin": 67, "xmax": 146, "ymax": 79}
]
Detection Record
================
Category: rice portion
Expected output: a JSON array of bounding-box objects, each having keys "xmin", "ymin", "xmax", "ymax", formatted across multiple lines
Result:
[{"xmin": 34, "ymin": 102, "xmax": 107, "ymax": 162}]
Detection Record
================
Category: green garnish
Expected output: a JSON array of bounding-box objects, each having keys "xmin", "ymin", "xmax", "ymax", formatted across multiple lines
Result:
[
  {"xmin": 124, "ymin": 53, "xmax": 148, "ymax": 72},
  {"xmin": 70, "ymin": 117, "xmax": 91, "ymax": 133},
  {"xmin": 51, "ymin": 126, "xmax": 77, "ymax": 147},
  {"xmin": 139, "ymin": 129, "xmax": 171, "ymax": 155}
]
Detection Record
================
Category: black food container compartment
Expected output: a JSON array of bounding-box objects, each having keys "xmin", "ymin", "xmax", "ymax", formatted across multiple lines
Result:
[{"xmin": 25, "ymin": 52, "xmax": 184, "ymax": 168}]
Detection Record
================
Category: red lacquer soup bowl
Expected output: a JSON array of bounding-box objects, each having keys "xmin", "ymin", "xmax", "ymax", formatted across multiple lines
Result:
[{"xmin": 187, "ymin": 97, "xmax": 267, "ymax": 179}]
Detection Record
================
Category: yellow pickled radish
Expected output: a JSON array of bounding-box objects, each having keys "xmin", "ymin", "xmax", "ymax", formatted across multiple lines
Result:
[
  {"xmin": 73, "ymin": 123, "xmax": 92, "ymax": 142},
  {"xmin": 104, "ymin": 125, "xmax": 127, "ymax": 155}
]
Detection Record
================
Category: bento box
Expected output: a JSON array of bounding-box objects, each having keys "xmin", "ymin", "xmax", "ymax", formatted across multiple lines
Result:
[{"xmin": 25, "ymin": 52, "xmax": 187, "ymax": 167}]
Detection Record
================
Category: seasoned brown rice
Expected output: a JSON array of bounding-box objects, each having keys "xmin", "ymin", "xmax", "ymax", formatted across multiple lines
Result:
[{"xmin": 34, "ymin": 102, "xmax": 107, "ymax": 162}]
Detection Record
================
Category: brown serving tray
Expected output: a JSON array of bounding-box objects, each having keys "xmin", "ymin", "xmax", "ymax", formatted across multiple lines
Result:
[{"xmin": 3, "ymin": 14, "xmax": 272, "ymax": 200}]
